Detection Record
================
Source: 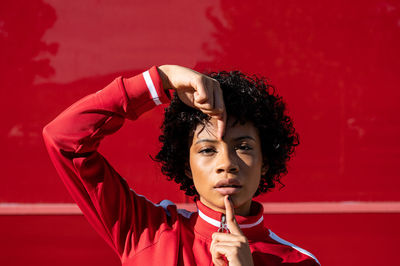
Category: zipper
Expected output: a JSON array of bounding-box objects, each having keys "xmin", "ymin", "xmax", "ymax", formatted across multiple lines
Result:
[{"xmin": 218, "ymin": 214, "xmax": 229, "ymax": 233}]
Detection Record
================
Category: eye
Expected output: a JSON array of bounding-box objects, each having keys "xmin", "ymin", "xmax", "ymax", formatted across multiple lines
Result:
[
  {"xmin": 235, "ymin": 143, "xmax": 253, "ymax": 151},
  {"xmin": 199, "ymin": 147, "xmax": 217, "ymax": 155}
]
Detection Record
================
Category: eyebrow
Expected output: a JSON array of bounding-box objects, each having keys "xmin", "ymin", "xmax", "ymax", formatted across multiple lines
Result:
[
  {"xmin": 235, "ymin": 136, "xmax": 256, "ymax": 142},
  {"xmin": 195, "ymin": 136, "xmax": 256, "ymax": 145},
  {"xmin": 195, "ymin": 139, "xmax": 218, "ymax": 145}
]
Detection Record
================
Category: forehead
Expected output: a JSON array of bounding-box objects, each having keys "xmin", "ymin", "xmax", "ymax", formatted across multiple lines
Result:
[{"xmin": 193, "ymin": 117, "xmax": 259, "ymax": 141}]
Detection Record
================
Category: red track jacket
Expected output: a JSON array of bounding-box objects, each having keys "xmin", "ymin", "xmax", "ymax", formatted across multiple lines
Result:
[{"xmin": 43, "ymin": 66, "xmax": 320, "ymax": 265}]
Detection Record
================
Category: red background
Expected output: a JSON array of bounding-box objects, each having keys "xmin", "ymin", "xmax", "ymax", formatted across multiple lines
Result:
[{"xmin": 1, "ymin": 0, "xmax": 399, "ymax": 265}]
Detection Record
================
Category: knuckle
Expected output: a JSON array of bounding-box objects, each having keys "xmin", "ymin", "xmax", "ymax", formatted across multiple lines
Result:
[
  {"xmin": 196, "ymin": 76, "xmax": 209, "ymax": 88},
  {"xmin": 205, "ymin": 77, "xmax": 220, "ymax": 90},
  {"xmin": 210, "ymin": 77, "xmax": 219, "ymax": 85},
  {"xmin": 196, "ymin": 92, "xmax": 208, "ymax": 100},
  {"xmin": 195, "ymin": 75, "xmax": 204, "ymax": 83}
]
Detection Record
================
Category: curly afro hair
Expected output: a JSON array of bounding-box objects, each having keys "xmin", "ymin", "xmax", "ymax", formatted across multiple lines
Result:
[{"xmin": 155, "ymin": 70, "xmax": 299, "ymax": 197}]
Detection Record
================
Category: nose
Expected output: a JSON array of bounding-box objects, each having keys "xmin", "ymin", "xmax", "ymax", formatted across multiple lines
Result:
[{"xmin": 215, "ymin": 146, "xmax": 239, "ymax": 174}]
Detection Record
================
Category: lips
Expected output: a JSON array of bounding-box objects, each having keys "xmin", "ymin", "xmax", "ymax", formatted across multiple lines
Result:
[{"xmin": 214, "ymin": 179, "xmax": 242, "ymax": 195}]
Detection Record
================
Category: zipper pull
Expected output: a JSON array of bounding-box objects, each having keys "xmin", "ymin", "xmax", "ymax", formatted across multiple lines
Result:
[{"xmin": 218, "ymin": 214, "xmax": 229, "ymax": 233}]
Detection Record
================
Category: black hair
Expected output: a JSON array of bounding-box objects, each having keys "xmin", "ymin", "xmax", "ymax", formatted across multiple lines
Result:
[{"xmin": 155, "ymin": 71, "xmax": 299, "ymax": 197}]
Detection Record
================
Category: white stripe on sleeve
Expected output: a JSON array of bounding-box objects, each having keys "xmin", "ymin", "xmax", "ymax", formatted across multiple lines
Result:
[
  {"xmin": 269, "ymin": 229, "xmax": 320, "ymax": 265},
  {"xmin": 143, "ymin": 70, "xmax": 162, "ymax": 105}
]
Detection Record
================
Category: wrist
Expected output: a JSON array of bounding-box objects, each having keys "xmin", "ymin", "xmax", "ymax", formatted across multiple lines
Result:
[{"xmin": 157, "ymin": 65, "xmax": 172, "ymax": 90}]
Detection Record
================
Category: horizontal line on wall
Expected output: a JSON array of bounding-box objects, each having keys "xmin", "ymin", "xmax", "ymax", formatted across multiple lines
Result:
[{"xmin": 0, "ymin": 201, "xmax": 400, "ymax": 215}]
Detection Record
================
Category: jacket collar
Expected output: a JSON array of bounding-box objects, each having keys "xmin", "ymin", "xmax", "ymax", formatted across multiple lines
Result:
[{"xmin": 193, "ymin": 200, "xmax": 267, "ymax": 241}]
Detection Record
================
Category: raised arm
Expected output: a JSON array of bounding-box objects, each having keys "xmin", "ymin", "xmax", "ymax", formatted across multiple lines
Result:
[{"xmin": 42, "ymin": 66, "xmax": 171, "ymax": 258}]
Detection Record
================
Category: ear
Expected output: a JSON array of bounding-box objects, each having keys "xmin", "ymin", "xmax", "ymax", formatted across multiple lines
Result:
[
  {"xmin": 185, "ymin": 164, "xmax": 193, "ymax": 179},
  {"xmin": 261, "ymin": 164, "xmax": 269, "ymax": 176}
]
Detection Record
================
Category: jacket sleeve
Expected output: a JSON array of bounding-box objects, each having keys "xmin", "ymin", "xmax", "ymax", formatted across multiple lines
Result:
[{"xmin": 42, "ymin": 66, "xmax": 172, "ymax": 259}]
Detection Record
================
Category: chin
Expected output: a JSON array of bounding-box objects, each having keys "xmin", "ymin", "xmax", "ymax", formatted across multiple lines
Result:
[{"xmin": 231, "ymin": 195, "xmax": 253, "ymax": 208}]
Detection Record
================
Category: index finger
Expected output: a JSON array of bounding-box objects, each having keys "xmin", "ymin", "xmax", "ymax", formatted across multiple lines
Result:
[
  {"xmin": 224, "ymin": 195, "xmax": 243, "ymax": 235},
  {"xmin": 213, "ymin": 85, "xmax": 226, "ymax": 140},
  {"xmin": 216, "ymin": 109, "xmax": 226, "ymax": 140}
]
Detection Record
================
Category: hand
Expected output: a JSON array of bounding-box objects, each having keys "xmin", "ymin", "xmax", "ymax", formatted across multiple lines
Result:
[
  {"xmin": 158, "ymin": 65, "xmax": 226, "ymax": 139},
  {"xmin": 210, "ymin": 196, "xmax": 254, "ymax": 266}
]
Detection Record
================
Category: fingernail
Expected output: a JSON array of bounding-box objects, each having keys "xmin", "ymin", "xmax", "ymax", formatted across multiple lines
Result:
[{"xmin": 227, "ymin": 195, "xmax": 232, "ymax": 202}]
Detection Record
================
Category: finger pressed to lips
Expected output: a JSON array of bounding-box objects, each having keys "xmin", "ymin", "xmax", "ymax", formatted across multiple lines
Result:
[{"xmin": 224, "ymin": 196, "xmax": 244, "ymax": 235}]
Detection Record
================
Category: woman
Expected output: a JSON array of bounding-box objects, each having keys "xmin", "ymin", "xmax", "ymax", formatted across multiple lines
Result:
[{"xmin": 43, "ymin": 65, "xmax": 319, "ymax": 265}]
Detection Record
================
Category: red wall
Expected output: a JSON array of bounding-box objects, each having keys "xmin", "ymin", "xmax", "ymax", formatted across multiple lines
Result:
[{"xmin": 1, "ymin": 0, "xmax": 399, "ymax": 265}]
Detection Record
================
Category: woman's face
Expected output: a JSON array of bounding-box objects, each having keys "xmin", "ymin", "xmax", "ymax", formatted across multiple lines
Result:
[{"xmin": 188, "ymin": 117, "xmax": 265, "ymax": 216}]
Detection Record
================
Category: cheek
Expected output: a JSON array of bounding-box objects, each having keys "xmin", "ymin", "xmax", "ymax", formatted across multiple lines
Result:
[
  {"xmin": 189, "ymin": 160, "xmax": 211, "ymax": 195},
  {"xmin": 239, "ymin": 153, "xmax": 263, "ymax": 182},
  {"xmin": 189, "ymin": 155, "xmax": 213, "ymax": 182},
  {"xmin": 240, "ymin": 152, "xmax": 263, "ymax": 168}
]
